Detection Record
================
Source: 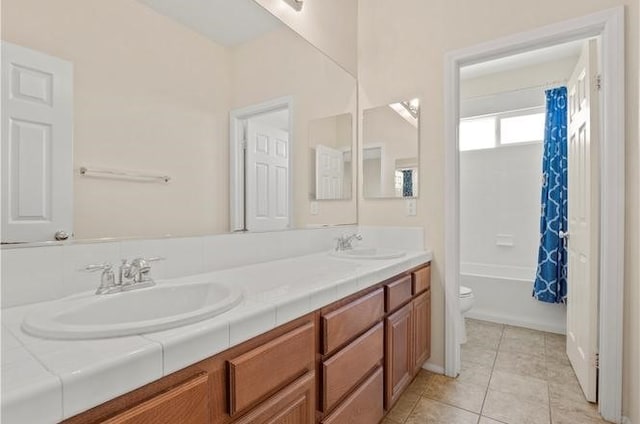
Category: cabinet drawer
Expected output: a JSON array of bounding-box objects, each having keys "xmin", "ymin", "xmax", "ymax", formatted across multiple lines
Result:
[
  {"xmin": 321, "ymin": 366, "xmax": 384, "ymax": 424},
  {"xmin": 103, "ymin": 373, "xmax": 208, "ymax": 424},
  {"xmin": 232, "ymin": 371, "xmax": 315, "ymax": 424},
  {"xmin": 228, "ymin": 322, "xmax": 315, "ymax": 416},
  {"xmin": 322, "ymin": 288, "xmax": 384, "ymax": 355},
  {"xmin": 412, "ymin": 265, "xmax": 431, "ymax": 295},
  {"xmin": 385, "ymin": 275, "xmax": 412, "ymax": 312},
  {"xmin": 322, "ymin": 322, "xmax": 383, "ymax": 412}
]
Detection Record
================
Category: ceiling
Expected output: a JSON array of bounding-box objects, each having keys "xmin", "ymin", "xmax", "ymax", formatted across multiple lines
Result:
[
  {"xmin": 461, "ymin": 39, "xmax": 585, "ymax": 80},
  {"xmin": 138, "ymin": 0, "xmax": 282, "ymax": 47}
]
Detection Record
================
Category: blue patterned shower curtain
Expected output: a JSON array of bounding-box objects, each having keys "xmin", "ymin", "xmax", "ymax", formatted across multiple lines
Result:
[
  {"xmin": 402, "ymin": 170, "xmax": 413, "ymax": 197},
  {"xmin": 533, "ymin": 87, "xmax": 568, "ymax": 304}
]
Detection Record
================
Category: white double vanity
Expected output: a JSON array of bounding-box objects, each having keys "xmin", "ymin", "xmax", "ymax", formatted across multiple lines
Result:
[{"xmin": 1, "ymin": 227, "xmax": 431, "ymax": 423}]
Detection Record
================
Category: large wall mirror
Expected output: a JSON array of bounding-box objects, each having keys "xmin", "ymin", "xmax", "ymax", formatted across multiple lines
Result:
[
  {"xmin": 1, "ymin": 0, "xmax": 357, "ymax": 243},
  {"xmin": 362, "ymin": 99, "xmax": 420, "ymax": 199}
]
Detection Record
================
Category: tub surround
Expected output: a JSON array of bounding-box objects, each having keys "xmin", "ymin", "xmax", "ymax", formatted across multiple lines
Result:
[{"xmin": 0, "ymin": 226, "xmax": 429, "ymax": 423}]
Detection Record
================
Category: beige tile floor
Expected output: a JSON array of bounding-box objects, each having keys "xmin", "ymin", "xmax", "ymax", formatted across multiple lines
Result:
[{"xmin": 382, "ymin": 319, "xmax": 610, "ymax": 424}]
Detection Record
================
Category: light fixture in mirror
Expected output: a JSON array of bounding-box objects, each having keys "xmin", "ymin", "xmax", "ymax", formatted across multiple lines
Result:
[
  {"xmin": 362, "ymin": 99, "xmax": 420, "ymax": 199},
  {"xmin": 309, "ymin": 113, "xmax": 353, "ymax": 201},
  {"xmin": 0, "ymin": 0, "xmax": 357, "ymax": 243}
]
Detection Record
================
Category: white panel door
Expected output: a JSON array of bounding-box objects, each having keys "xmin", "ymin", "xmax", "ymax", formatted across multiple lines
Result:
[
  {"xmin": 566, "ymin": 39, "xmax": 600, "ymax": 402},
  {"xmin": 1, "ymin": 42, "xmax": 73, "ymax": 242},
  {"xmin": 315, "ymin": 144, "xmax": 344, "ymax": 200},
  {"xmin": 245, "ymin": 121, "xmax": 290, "ymax": 232}
]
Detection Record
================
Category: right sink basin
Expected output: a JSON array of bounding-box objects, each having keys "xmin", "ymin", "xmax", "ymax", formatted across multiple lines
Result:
[{"xmin": 330, "ymin": 248, "xmax": 406, "ymax": 260}]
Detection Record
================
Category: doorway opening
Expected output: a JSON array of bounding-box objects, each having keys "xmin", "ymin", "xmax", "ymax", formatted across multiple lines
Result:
[
  {"xmin": 229, "ymin": 97, "xmax": 293, "ymax": 232},
  {"xmin": 444, "ymin": 8, "xmax": 625, "ymax": 423}
]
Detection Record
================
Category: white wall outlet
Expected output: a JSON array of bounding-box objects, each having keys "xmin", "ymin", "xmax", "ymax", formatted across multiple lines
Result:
[
  {"xmin": 406, "ymin": 199, "xmax": 417, "ymax": 216},
  {"xmin": 310, "ymin": 201, "xmax": 319, "ymax": 215}
]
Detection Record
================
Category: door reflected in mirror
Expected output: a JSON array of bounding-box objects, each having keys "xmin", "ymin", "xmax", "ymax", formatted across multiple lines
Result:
[
  {"xmin": 362, "ymin": 99, "xmax": 420, "ymax": 199},
  {"xmin": 309, "ymin": 113, "xmax": 353, "ymax": 201}
]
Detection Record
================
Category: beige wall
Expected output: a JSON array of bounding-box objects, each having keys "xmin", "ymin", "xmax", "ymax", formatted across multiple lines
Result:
[
  {"xmin": 2, "ymin": 0, "xmax": 232, "ymax": 239},
  {"xmin": 253, "ymin": 0, "xmax": 358, "ymax": 76},
  {"xmin": 461, "ymin": 56, "xmax": 578, "ymax": 99},
  {"xmin": 357, "ymin": 2, "xmax": 639, "ymax": 421},
  {"xmin": 230, "ymin": 28, "xmax": 357, "ymax": 227}
]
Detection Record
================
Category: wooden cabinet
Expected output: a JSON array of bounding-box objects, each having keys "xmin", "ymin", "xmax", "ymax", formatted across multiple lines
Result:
[
  {"xmin": 412, "ymin": 265, "xmax": 431, "ymax": 295},
  {"xmin": 102, "ymin": 374, "xmax": 209, "ymax": 424},
  {"xmin": 320, "ymin": 288, "xmax": 385, "ymax": 421},
  {"xmin": 64, "ymin": 263, "xmax": 430, "ymax": 424},
  {"xmin": 384, "ymin": 302, "xmax": 414, "ymax": 409},
  {"xmin": 321, "ymin": 367, "xmax": 384, "ymax": 424},
  {"xmin": 321, "ymin": 288, "xmax": 384, "ymax": 355},
  {"xmin": 228, "ymin": 322, "xmax": 315, "ymax": 415},
  {"xmin": 233, "ymin": 372, "xmax": 315, "ymax": 424},
  {"xmin": 385, "ymin": 275, "xmax": 412, "ymax": 312},
  {"xmin": 322, "ymin": 322, "xmax": 383, "ymax": 412},
  {"xmin": 384, "ymin": 265, "xmax": 432, "ymax": 411},
  {"xmin": 412, "ymin": 290, "xmax": 431, "ymax": 374}
]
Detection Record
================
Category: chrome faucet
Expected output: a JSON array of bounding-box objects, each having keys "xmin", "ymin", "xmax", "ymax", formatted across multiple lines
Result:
[
  {"xmin": 84, "ymin": 263, "xmax": 116, "ymax": 295},
  {"xmin": 85, "ymin": 257, "xmax": 164, "ymax": 295},
  {"xmin": 335, "ymin": 233, "xmax": 363, "ymax": 251}
]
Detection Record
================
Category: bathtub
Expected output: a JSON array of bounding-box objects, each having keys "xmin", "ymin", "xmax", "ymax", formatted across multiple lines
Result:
[{"xmin": 460, "ymin": 262, "xmax": 566, "ymax": 334}]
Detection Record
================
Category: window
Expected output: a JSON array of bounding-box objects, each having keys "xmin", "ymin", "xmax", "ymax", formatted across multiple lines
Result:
[
  {"xmin": 500, "ymin": 112, "xmax": 545, "ymax": 144},
  {"xmin": 459, "ymin": 108, "xmax": 545, "ymax": 151},
  {"xmin": 459, "ymin": 117, "xmax": 496, "ymax": 151}
]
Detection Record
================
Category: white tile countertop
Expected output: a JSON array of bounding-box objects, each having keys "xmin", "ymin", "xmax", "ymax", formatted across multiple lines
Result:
[{"xmin": 1, "ymin": 249, "xmax": 432, "ymax": 423}]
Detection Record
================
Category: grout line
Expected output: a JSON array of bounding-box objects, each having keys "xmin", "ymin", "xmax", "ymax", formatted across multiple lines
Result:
[
  {"xmin": 544, "ymin": 333, "xmax": 554, "ymax": 424},
  {"xmin": 401, "ymin": 373, "xmax": 433, "ymax": 423},
  {"xmin": 478, "ymin": 322, "xmax": 504, "ymax": 419}
]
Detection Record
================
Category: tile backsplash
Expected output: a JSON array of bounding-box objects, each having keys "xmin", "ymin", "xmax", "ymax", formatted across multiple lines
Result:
[{"xmin": 1, "ymin": 226, "xmax": 425, "ymax": 308}]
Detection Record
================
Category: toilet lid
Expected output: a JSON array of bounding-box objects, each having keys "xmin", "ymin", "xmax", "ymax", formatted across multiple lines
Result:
[{"xmin": 459, "ymin": 286, "xmax": 473, "ymax": 297}]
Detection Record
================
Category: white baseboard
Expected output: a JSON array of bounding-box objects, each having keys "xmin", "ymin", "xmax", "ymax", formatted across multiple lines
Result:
[
  {"xmin": 422, "ymin": 361, "xmax": 445, "ymax": 374},
  {"xmin": 466, "ymin": 310, "xmax": 566, "ymax": 334}
]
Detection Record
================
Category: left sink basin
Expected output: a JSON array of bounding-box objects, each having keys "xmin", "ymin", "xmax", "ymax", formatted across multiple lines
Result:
[{"xmin": 22, "ymin": 281, "xmax": 243, "ymax": 340}]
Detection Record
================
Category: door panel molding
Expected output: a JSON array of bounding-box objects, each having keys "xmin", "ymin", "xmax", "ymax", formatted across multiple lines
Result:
[{"xmin": 1, "ymin": 42, "xmax": 74, "ymax": 242}]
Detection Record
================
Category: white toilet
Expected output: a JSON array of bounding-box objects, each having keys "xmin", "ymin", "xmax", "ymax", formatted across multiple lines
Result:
[{"xmin": 459, "ymin": 285, "xmax": 475, "ymax": 344}]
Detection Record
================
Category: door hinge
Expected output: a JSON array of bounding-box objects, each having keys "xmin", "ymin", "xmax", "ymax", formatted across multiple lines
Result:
[
  {"xmin": 594, "ymin": 352, "xmax": 600, "ymax": 369},
  {"xmin": 595, "ymin": 74, "xmax": 602, "ymax": 91}
]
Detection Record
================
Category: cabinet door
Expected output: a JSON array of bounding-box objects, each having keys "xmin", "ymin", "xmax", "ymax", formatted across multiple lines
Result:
[
  {"xmin": 384, "ymin": 302, "xmax": 413, "ymax": 409},
  {"xmin": 412, "ymin": 290, "xmax": 431, "ymax": 375},
  {"xmin": 102, "ymin": 374, "xmax": 209, "ymax": 424},
  {"xmin": 232, "ymin": 371, "xmax": 315, "ymax": 424}
]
